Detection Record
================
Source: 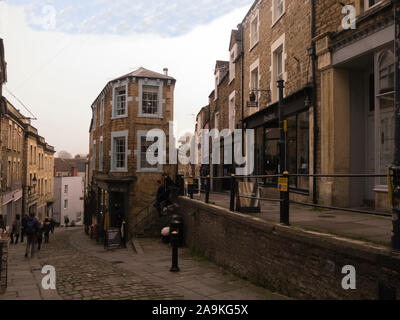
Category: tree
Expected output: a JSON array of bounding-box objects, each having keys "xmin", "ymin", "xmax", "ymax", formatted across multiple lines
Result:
[{"xmin": 57, "ymin": 151, "xmax": 72, "ymax": 159}]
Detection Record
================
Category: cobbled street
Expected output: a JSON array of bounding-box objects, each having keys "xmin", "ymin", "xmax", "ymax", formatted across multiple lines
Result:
[
  {"xmin": 36, "ymin": 229, "xmax": 181, "ymax": 300},
  {"xmin": 1, "ymin": 227, "xmax": 285, "ymax": 300}
]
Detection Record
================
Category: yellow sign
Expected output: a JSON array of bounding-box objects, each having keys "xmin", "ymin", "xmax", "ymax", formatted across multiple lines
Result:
[
  {"xmin": 278, "ymin": 178, "xmax": 289, "ymax": 192},
  {"xmin": 187, "ymin": 178, "xmax": 194, "ymax": 185},
  {"xmin": 283, "ymin": 120, "xmax": 288, "ymax": 133}
]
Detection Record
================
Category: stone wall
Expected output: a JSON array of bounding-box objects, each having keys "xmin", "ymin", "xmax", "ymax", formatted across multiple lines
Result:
[
  {"xmin": 177, "ymin": 197, "xmax": 400, "ymax": 299},
  {"xmin": 0, "ymin": 239, "xmax": 8, "ymax": 294}
]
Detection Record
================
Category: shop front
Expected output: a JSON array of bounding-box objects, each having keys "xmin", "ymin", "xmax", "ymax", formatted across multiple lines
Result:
[{"xmin": 245, "ymin": 87, "xmax": 312, "ymax": 198}]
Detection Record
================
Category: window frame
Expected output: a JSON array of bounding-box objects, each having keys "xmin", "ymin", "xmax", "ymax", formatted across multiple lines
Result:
[
  {"xmin": 136, "ymin": 130, "xmax": 163, "ymax": 173},
  {"xmin": 112, "ymin": 82, "xmax": 130, "ymax": 119},
  {"xmin": 99, "ymin": 136, "xmax": 103, "ymax": 172},
  {"xmin": 272, "ymin": 0, "xmax": 285, "ymax": 26},
  {"xmin": 250, "ymin": 11, "xmax": 259, "ymax": 50},
  {"xmin": 100, "ymin": 96, "xmax": 105, "ymax": 126},
  {"xmin": 110, "ymin": 131, "xmax": 130, "ymax": 173},
  {"xmin": 137, "ymin": 79, "xmax": 164, "ymax": 119}
]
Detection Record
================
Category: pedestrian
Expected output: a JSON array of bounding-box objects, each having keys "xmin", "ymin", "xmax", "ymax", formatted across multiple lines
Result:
[
  {"xmin": 64, "ymin": 215, "xmax": 70, "ymax": 228},
  {"xmin": 24, "ymin": 212, "xmax": 40, "ymax": 259},
  {"xmin": 10, "ymin": 215, "xmax": 21, "ymax": 244},
  {"xmin": 21, "ymin": 214, "xmax": 28, "ymax": 243},
  {"xmin": 37, "ymin": 221, "xmax": 43, "ymax": 251},
  {"xmin": 154, "ymin": 180, "xmax": 167, "ymax": 217},
  {"xmin": 50, "ymin": 218, "xmax": 55, "ymax": 234},
  {"xmin": 43, "ymin": 218, "xmax": 51, "ymax": 243}
]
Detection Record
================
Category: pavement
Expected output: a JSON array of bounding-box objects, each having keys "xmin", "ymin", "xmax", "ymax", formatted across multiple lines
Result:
[
  {"xmin": 202, "ymin": 192, "xmax": 393, "ymax": 246},
  {"xmin": 0, "ymin": 227, "xmax": 287, "ymax": 300}
]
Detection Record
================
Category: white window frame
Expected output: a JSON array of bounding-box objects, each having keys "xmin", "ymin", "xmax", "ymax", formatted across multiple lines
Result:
[
  {"xmin": 229, "ymin": 44, "xmax": 237, "ymax": 83},
  {"xmin": 214, "ymin": 112, "xmax": 220, "ymax": 131},
  {"xmin": 111, "ymin": 80, "xmax": 131, "ymax": 119},
  {"xmin": 92, "ymin": 140, "xmax": 96, "ymax": 172},
  {"xmin": 92, "ymin": 105, "xmax": 97, "ymax": 131},
  {"xmin": 364, "ymin": 0, "xmax": 382, "ymax": 11},
  {"xmin": 250, "ymin": 10, "xmax": 259, "ymax": 50},
  {"xmin": 64, "ymin": 199, "xmax": 68, "ymax": 210},
  {"xmin": 137, "ymin": 79, "xmax": 164, "ymax": 119},
  {"xmin": 272, "ymin": 0, "xmax": 285, "ymax": 26},
  {"xmin": 136, "ymin": 130, "xmax": 163, "ymax": 173},
  {"xmin": 249, "ymin": 59, "xmax": 260, "ymax": 108},
  {"xmin": 110, "ymin": 131, "xmax": 130, "ymax": 173},
  {"xmin": 100, "ymin": 96, "xmax": 104, "ymax": 126},
  {"xmin": 270, "ymin": 34, "xmax": 287, "ymax": 103},
  {"xmin": 99, "ymin": 136, "xmax": 103, "ymax": 172},
  {"xmin": 229, "ymin": 91, "xmax": 236, "ymax": 132},
  {"xmin": 215, "ymin": 71, "xmax": 220, "ymax": 101}
]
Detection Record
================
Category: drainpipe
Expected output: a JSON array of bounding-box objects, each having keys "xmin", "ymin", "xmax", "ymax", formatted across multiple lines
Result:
[{"xmin": 311, "ymin": 0, "xmax": 318, "ymax": 204}]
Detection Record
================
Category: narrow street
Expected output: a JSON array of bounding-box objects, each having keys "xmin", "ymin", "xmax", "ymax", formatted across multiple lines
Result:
[{"xmin": 1, "ymin": 227, "xmax": 285, "ymax": 300}]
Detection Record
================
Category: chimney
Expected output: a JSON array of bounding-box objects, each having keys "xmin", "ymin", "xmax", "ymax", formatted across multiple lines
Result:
[
  {"xmin": 71, "ymin": 167, "xmax": 78, "ymax": 177},
  {"xmin": 163, "ymin": 68, "xmax": 168, "ymax": 76}
]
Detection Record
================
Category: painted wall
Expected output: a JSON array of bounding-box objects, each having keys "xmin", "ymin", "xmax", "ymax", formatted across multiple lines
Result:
[{"xmin": 53, "ymin": 176, "xmax": 84, "ymax": 225}]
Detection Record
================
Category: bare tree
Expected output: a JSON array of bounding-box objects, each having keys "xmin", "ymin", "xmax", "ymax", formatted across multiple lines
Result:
[{"xmin": 57, "ymin": 151, "xmax": 73, "ymax": 159}]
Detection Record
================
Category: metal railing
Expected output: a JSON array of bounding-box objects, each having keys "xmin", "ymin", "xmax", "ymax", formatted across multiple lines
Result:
[{"xmin": 183, "ymin": 173, "xmax": 392, "ymax": 218}]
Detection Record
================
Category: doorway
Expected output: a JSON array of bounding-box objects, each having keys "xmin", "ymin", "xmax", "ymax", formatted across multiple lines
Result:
[{"xmin": 109, "ymin": 192, "xmax": 125, "ymax": 228}]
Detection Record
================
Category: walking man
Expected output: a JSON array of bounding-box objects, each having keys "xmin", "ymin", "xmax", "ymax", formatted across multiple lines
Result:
[
  {"xmin": 25, "ymin": 212, "xmax": 40, "ymax": 258},
  {"xmin": 21, "ymin": 214, "xmax": 28, "ymax": 243},
  {"xmin": 10, "ymin": 215, "xmax": 21, "ymax": 244},
  {"xmin": 43, "ymin": 218, "xmax": 51, "ymax": 243}
]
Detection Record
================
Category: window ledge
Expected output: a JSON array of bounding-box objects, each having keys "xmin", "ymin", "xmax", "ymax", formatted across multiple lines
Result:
[
  {"xmin": 271, "ymin": 11, "xmax": 285, "ymax": 28},
  {"xmin": 374, "ymin": 186, "xmax": 388, "ymax": 193},
  {"xmin": 249, "ymin": 41, "xmax": 259, "ymax": 53},
  {"xmin": 111, "ymin": 115, "xmax": 128, "ymax": 120},
  {"xmin": 137, "ymin": 168, "xmax": 163, "ymax": 174},
  {"xmin": 138, "ymin": 114, "xmax": 163, "ymax": 119},
  {"xmin": 110, "ymin": 169, "xmax": 129, "ymax": 173}
]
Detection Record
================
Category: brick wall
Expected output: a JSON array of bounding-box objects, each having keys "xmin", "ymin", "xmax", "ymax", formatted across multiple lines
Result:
[
  {"xmin": 0, "ymin": 239, "xmax": 8, "ymax": 294},
  {"xmin": 177, "ymin": 197, "xmax": 400, "ymax": 299}
]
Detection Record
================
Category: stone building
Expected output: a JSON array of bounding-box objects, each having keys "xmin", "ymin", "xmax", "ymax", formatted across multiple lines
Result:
[
  {"xmin": 87, "ymin": 67, "xmax": 176, "ymax": 238},
  {"xmin": 193, "ymin": 0, "xmax": 397, "ymax": 212},
  {"xmin": 23, "ymin": 121, "xmax": 55, "ymax": 222},
  {"xmin": 0, "ymin": 100, "xmax": 25, "ymax": 229},
  {"xmin": 0, "ymin": 38, "xmax": 6, "ymax": 98},
  {"xmin": 314, "ymin": 0, "xmax": 395, "ymax": 210},
  {"xmin": 194, "ymin": 0, "xmax": 314, "ymax": 201}
]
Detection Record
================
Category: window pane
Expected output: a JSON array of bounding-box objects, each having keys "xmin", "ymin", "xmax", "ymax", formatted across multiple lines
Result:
[
  {"xmin": 286, "ymin": 115, "xmax": 297, "ymax": 187},
  {"xmin": 142, "ymin": 85, "xmax": 159, "ymax": 114},
  {"xmin": 141, "ymin": 136, "xmax": 158, "ymax": 169},
  {"xmin": 379, "ymin": 95, "xmax": 395, "ymax": 185},
  {"xmin": 297, "ymin": 111, "xmax": 309, "ymax": 190},
  {"xmin": 114, "ymin": 137, "xmax": 126, "ymax": 169},
  {"xmin": 116, "ymin": 87, "xmax": 126, "ymax": 116}
]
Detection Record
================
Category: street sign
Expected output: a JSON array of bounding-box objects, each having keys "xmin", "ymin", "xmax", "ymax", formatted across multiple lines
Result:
[
  {"xmin": 106, "ymin": 228, "xmax": 121, "ymax": 249},
  {"xmin": 278, "ymin": 178, "xmax": 289, "ymax": 192}
]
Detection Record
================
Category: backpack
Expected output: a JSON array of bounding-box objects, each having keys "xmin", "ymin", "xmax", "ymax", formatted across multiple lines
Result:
[{"xmin": 25, "ymin": 218, "xmax": 36, "ymax": 235}]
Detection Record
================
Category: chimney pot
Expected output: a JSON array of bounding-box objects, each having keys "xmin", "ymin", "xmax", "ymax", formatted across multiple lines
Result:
[{"xmin": 163, "ymin": 68, "xmax": 168, "ymax": 76}]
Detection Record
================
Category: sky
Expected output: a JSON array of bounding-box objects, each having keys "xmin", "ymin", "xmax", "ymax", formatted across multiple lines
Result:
[{"xmin": 0, "ymin": 0, "xmax": 252, "ymax": 156}]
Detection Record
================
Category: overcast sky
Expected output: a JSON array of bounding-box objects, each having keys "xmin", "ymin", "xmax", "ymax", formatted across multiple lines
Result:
[{"xmin": 0, "ymin": 0, "xmax": 252, "ymax": 156}]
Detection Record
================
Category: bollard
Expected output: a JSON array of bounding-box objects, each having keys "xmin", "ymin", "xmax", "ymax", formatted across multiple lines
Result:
[
  {"xmin": 230, "ymin": 174, "xmax": 236, "ymax": 212},
  {"xmin": 170, "ymin": 231, "xmax": 180, "ymax": 272},
  {"xmin": 280, "ymin": 171, "xmax": 290, "ymax": 226},
  {"xmin": 205, "ymin": 175, "xmax": 210, "ymax": 204}
]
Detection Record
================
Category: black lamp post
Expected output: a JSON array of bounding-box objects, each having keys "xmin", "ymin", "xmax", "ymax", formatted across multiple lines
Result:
[{"xmin": 391, "ymin": 0, "xmax": 400, "ymax": 251}]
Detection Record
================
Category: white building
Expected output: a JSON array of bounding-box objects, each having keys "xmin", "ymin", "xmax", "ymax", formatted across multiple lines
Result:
[{"xmin": 53, "ymin": 176, "xmax": 84, "ymax": 226}]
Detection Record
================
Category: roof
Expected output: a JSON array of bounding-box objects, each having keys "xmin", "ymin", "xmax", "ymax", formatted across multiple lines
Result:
[
  {"xmin": 54, "ymin": 158, "xmax": 87, "ymax": 173},
  {"xmin": 229, "ymin": 29, "xmax": 242, "ymax": 50},
  {"xmin": 112, "ymin": 67, "xmax": 176, "ymax": 82}
]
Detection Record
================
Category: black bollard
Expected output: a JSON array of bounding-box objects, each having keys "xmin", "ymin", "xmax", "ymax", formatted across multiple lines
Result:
[{"xmin": 170, "ymin": 231, "xmax": 180, "ymax": 272}]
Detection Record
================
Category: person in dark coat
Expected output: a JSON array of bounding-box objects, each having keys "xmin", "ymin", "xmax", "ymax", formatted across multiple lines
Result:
[
  {"xmin": 10, "ymin": 214, "xmax": 21, "ymax": 244},
  {"xmin": 50, "ymin": 218, "xmax": 55, "ymax": 234},
  {"xmin": 21, "ymin": 214, "xmax": 28, "ymax": 243},
  {"xmin": 154, "ymin": 180, "xmax": 166, "ymax": 217},
  {"xmin": 24, "ymin": 213, "xmax": 40, "ymax": 258},
  {"xmin": 43, "ymin": 218, "xmax": 51, "ymax": 243}
]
